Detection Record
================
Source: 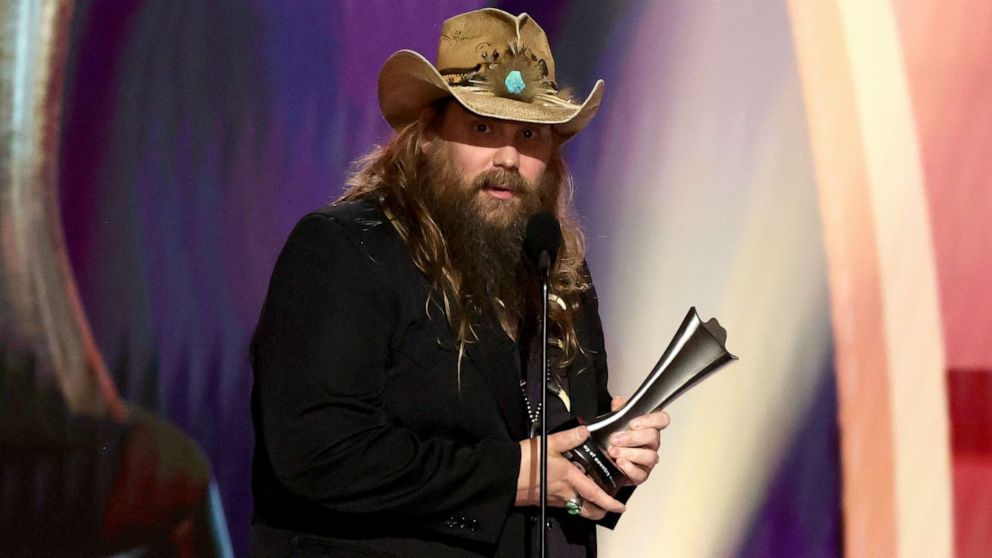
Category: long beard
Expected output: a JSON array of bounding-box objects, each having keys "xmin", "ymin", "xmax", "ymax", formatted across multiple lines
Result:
[{"xmin": 420, "ymin": 147, "xmax": 546, "ymax": 331}]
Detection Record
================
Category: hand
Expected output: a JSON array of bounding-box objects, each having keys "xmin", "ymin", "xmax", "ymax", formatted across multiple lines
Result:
[
  {"xmin": 516, "ymin": 425, "xmax": 626, "ymax": 520},
  {"xmin": 606, "ymin": 396, "xmax": 670, "ymax": 486}
]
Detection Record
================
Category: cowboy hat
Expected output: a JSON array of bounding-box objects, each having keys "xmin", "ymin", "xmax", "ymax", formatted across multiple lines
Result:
[{"xmin": 378, "ymin": 8, "xmax": 605, "ymax": 140}]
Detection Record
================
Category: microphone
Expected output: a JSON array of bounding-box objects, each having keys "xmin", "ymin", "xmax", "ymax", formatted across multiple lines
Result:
[{"xmin": 524, "ymin": 212, "xmax": 562, "ymax": 277}]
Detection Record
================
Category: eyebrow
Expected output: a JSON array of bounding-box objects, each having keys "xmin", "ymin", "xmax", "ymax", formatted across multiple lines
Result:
[
  {"xmin": 469, "ymin": 116, "xmax": 546, "ymax": 131},
  {"xmin": 467, "ymin": 115, "xmax": 498, "ymax": 126}
]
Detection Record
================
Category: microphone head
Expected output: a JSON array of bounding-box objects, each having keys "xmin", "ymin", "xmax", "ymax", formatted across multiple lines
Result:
[{"xmin": 523, "ymin": 212, "xmax": 562, "ymax": 272}]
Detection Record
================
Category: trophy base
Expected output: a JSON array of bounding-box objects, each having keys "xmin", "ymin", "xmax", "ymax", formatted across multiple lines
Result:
[{"xmin": 554, "ymin": 418, "xmax": 628, "ymax": 496}]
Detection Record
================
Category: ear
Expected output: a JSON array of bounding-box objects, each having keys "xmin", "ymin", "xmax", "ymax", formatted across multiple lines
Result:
[
  {"xmin": 417, "ymin": 107, "xmax": 438, "ymax": 154},
  {"xmin": 419, "ymin": 134, "xmax": 434, "ymax": 155}
]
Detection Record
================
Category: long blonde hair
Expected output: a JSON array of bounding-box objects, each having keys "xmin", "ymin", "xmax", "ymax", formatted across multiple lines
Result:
[{"xmin": 338, "ymin": 100, "xmax": 589, "ymax": 369}]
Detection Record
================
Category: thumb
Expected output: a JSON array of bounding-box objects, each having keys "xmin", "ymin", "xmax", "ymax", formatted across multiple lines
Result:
[
  {"xmin": 546, "ymin": 425, "xmax": 589, "ymax": 453},
  {"xmin": 611, "ymin": 396, "xmax": 626, "ymax": 412}
]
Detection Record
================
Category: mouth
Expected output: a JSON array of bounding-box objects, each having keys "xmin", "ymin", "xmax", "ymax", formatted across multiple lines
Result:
[{"xmin": 481, "ymin": 181, "xmax": 515, "ymax": 200}]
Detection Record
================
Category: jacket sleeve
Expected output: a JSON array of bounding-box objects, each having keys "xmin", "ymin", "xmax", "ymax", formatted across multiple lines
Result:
[{"xmin": 251, "ymin": 213, "xmax": 520, "ymax": 544}]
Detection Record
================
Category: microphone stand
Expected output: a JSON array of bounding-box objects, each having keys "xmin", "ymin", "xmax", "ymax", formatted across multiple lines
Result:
[
  {"xmin": 523, "ymin": 212, "xmax": 560, "ymax": 558},
  {"xmin": 538, "ymin": 253, "xmax": 550, "ymax": 558}
]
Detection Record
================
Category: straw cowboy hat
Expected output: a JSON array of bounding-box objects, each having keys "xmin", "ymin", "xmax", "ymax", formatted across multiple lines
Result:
[{"xmin": 378, "ymin": 8, "xmax": 605, "ymax": 140}]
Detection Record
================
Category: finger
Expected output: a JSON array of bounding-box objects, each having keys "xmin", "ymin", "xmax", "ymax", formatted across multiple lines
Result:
[
  {"xmin": 570, "ymin": 470, "xmax": 625, "ymax": 514},
  {"xmin": 609, "ymin": 428, "xmax": 660, "ymax": 450},
  {"xmin": 611, "ymin": 396, "xmax": 626, "ymax": 412},
  {"xmin": 628, "ymin": 410, "xmax": 671, "ymax": 431},
  {"xmin": 546, "ymin": 425, "xmax": 590, "ymax": 454},
  {"xmin": 555, "ymin": 493, "xmax": 607, "ymax": 520},
  {"xmin": 609, "ymin": 445, "xmax": 659, "ymax": 466},
  {"xmin": 611, "ymin": 444, "xmax": 657, "ymax": 489},
  {"xmin": 579, "ymin": 500, "xmax": 607, "ymax": 521},
  {"xmin": 614, "ymin": 456, "xmax": 651, "ymax": 485}
]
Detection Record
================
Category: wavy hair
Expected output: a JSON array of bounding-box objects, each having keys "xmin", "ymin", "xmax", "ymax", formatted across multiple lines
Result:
[{"xmin": 337, "ymin": 100, "xmax": 589, "ymax": 370}]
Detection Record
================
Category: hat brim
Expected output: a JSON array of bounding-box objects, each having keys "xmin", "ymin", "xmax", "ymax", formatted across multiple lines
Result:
[{"xmin": 378, "ymin": 50, "xmax": 604, "ymax": 141}]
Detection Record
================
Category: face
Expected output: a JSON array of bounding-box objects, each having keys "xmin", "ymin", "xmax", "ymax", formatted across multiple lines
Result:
[{"xmin": 422, "ymin": 102, "xmax": 554, "ymax": 226}]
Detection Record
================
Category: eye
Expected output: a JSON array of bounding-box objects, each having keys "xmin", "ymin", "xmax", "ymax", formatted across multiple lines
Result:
[
  {"xmin": 521, "ymin": 127, "xmax": 541, "ymax": 140},
  {"xmin": 473, "ymin": 122, "xmax": 491, "ymax": 134}
]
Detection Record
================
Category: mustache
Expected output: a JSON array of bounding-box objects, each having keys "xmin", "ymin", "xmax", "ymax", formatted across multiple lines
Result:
[{"xmin": 470, "ymin": 169, "xmax": 533, "ymax": 194}]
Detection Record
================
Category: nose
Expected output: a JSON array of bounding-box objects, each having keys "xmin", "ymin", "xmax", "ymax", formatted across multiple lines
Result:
[{"xmin": 492, "ymin": 144, "xmax": 520, "ymax": 172}]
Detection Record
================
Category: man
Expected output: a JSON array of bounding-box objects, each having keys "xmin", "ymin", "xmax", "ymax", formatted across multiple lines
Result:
[{"xmin": 250, "ymin": 9, "xmax": 669, "ymax": 557}]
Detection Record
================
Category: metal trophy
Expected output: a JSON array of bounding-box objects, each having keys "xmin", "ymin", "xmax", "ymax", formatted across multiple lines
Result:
[{"xmin": 559, "ymin": 307, "xmax": 738, "ymax": 496}]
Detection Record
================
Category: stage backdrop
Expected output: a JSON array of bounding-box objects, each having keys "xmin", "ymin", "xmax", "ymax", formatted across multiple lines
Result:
[{"xmin": 50, "ymin": 0, "xmax": 990, "ymax": 556}]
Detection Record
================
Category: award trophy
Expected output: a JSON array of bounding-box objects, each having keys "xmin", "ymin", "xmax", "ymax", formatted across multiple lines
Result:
[{"xmin": 559, "ymin": 307, "xmax": 737, "ymax": 496}]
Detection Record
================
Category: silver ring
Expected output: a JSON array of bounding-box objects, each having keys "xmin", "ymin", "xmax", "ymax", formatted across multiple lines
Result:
[{"xmin": 565, "ymin": 496, "xmax": 584, "ymax": 515}]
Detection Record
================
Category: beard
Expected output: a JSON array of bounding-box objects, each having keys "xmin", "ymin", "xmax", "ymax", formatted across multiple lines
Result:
[{"xmin": 419, "ymin": 145, "xmax": 551, "ymax": 328}]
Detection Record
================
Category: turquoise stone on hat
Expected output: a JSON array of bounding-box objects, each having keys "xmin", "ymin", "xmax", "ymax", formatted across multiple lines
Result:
[{"xmin": 504, "ymin": 70, "xmax": 526, "ymax": 94}]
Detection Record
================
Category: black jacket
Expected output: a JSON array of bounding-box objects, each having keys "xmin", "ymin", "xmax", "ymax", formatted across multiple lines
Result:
[{"xmin": 250, "ymin": 199, "xmax": 616, "ymax": 557}]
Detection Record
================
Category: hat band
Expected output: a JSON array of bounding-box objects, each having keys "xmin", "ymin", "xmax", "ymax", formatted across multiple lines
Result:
[{"xmin": 439, "ymin": 66, "xmax": 481, "ymax": 87}]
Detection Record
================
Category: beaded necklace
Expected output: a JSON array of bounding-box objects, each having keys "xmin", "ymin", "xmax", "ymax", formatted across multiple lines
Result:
[{"xmin": 520, "ymin": 374, "xmax": 571, "ymax": 437}]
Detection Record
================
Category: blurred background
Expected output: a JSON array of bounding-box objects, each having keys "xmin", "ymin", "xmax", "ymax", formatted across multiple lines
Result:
[{"xmin": 2, "ymin": 0, "xmax": 989, "ymax": 556}]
